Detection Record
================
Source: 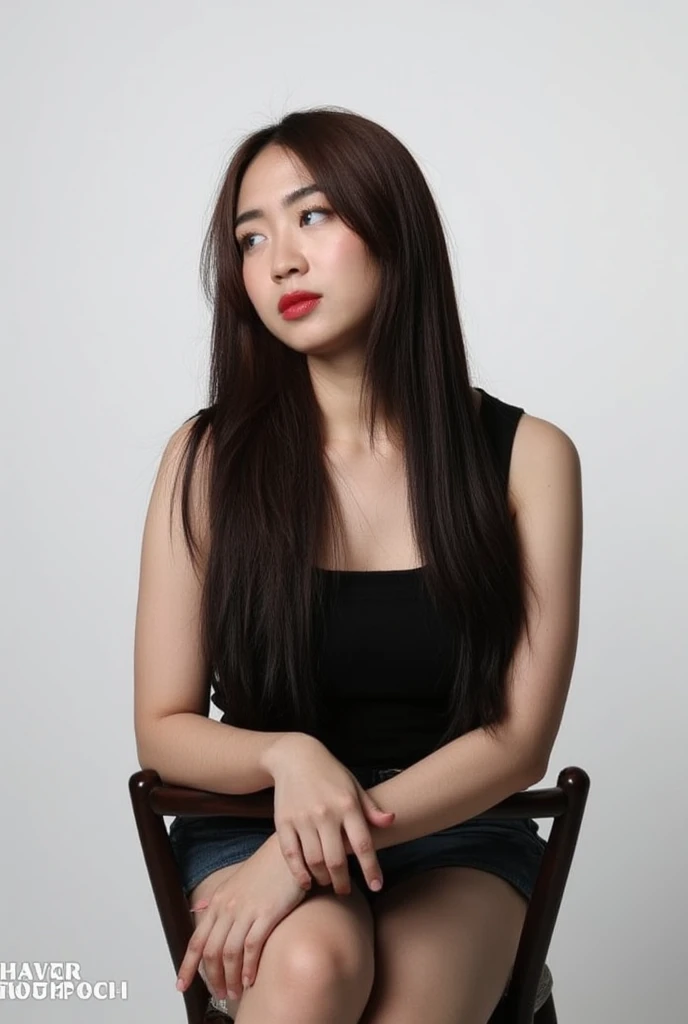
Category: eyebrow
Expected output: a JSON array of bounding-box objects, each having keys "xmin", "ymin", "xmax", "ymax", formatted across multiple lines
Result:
[{"xmin": 234, "ymin": 184, "xmax": 324, "ymax": 231}]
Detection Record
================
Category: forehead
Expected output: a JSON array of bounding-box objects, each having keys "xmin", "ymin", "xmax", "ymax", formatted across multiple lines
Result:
[{"xmin": 237, "ymin": 146, "xmax": 311, "ymax": 204}]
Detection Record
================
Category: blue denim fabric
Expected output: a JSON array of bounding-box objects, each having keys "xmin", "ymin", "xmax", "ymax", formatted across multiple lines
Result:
[{"xmin": 168, "ymin": 765, "xmax": 547, "ymax": 904}]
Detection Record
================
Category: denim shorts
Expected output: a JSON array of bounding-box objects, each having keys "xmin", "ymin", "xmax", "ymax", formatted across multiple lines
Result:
[{"xmin": 168, "ymin": 766, "xmax": 547, "ymax": 905}]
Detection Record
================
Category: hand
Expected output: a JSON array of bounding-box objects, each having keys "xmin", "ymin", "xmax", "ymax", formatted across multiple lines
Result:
[
  {"xmin": 265, "ymin": 733, "xmax": 396, "ymax": 895},
  {"xmin": 176, "ymin": 832, "xmax": 307, "ymax": 1002}
]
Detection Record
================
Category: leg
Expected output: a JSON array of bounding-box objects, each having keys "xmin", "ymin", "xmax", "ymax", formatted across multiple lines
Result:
[
  {"xmin": 358, "ymin": 866, "xmax": 528, "ymax": 1024},
  {"xmin": 187, "ymin": 864, "xmax": 376, "ymax": 1023}
]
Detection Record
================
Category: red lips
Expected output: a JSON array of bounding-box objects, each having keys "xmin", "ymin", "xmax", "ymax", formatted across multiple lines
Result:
[{"xmin": 278, "ymin": 290, "xmax": 322, "ymax": 313}]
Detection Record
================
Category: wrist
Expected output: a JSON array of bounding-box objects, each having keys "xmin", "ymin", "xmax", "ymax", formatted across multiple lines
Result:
[
  {"xmin": 260, "ymin": 731, "xmax": 313, "ymax": 781},
  {"xmin": 262, "ymin": 830, "xmax": 312, "ymax": 892}
]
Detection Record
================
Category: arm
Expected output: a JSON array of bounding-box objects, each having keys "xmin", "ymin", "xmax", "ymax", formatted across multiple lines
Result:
[
  {"xmin": 134, "ymin": 418, "xmax": 293, "ymax": 795},
  {"xmin": 343, "ymin": 415, "xmax": 583, "ymax": 853},
  {"xmin": 138, "ymin": 713, "xmax": 293, "ymax": 796}
]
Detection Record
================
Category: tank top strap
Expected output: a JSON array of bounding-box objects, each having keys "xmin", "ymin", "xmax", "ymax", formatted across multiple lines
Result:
[{"xmin": 476, "ymin": 388, "xmax": 525, "ymax": 492}]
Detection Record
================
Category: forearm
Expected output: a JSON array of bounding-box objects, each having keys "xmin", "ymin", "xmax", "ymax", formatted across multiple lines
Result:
[
  {"xmin": 344, "ymin": 726, "xmax": 543, "ymax": 854},
  {"xmin": 137, "ymin": 713, "xmax": 298, "ymax": 796}
]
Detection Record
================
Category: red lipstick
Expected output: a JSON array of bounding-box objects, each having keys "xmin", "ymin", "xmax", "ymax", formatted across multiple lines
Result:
[{"xmin": 278, "ymin": 290, "xmax": 322, "ymax": 318}]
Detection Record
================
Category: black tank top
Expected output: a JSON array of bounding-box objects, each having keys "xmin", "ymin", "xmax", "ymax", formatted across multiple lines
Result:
[{"xmin": 313, "ymin": 388, "xmax": 525, "ymax": 769}]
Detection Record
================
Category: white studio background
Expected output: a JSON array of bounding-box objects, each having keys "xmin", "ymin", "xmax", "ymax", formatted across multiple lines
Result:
[{"xmin": 2, "ymin": 2, "xmax": 686, "ymax": 1021}]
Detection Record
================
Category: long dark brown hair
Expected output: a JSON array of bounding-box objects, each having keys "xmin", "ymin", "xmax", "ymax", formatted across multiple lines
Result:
[{"xmin": 171, "ymin": 105, "xmax": 534, "ymax": 751}]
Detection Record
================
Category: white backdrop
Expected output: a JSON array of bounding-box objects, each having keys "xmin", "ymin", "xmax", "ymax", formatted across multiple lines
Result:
[{"xmin": 2, "ymin": 2, "xmax": 686, "ymax": 1021}]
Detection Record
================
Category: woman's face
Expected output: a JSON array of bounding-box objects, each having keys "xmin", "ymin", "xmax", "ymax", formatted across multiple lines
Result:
[{"xmin": 234, "ymin": 145, "xmax": 380, "ymax": 357}]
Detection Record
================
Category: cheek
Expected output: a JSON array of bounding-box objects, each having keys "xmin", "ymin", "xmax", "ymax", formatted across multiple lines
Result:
[
  {"xmin": 325, "ymin": 237, "xmax": 373, "ymax": 287},
  {"xmin": 241, "ymin": 265, "xmax": 263, "ymax": 310}
]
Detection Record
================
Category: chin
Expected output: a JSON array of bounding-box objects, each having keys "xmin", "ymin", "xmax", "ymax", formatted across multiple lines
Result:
[{"xmin": 272, "ymin": 325, "xmax": 346, "ymax": 352}]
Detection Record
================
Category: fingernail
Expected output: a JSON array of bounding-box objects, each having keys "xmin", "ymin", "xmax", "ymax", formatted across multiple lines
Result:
[
  {"xmin": 242, "ymin": 976, "xmax": 250, "ymax": 989},
  {"xmin": 370, "ymin": 878, "xmax": 382, "ymax": 891},
  {"xmin": 176, "ymin": 978, "xmax": 184, "ymax": 991},
  {"xmin": 227, "ymin": 989, "xmax": 238, "ymax": 1000}
]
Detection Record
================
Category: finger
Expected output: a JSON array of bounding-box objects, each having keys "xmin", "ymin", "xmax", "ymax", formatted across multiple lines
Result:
[
  {"xmin": 276, "ymin": 822, "xmax": 314, "ymax": 890},
  {"xmin": 222, "ymin": 918, "xmax": 251, "ymax": 1001},
  {"xmin": 344, "ymin": 813, "xmax": 384, "ymax": 892},
  {"xmin": 360, "ymin": 790, "xmax": 396, "ymax": 824},
  {"xmin": 319, "ymin": 824, "xmax": 352, "ymax": 895},
  {"xmin": 176, "ymin": 913, "xmax": 216, "ymax": 992},
  {"xmin": 240, "ymin": 917, "xmax": 272, "ymax": 989},
  {"xmin": 203, "ymin": 915, "xmax": 238, "ymax": 1001},
  {"xmin": 299, "ymin": 823, "xmax": 332, "ymax": 887},
  {"xmin": 366, "ymin": 807, "xmax": 396, "ymax": 823},
  {"xmin": 200, "ymin": 957, "xmax": 226, "ymax": 1003}
]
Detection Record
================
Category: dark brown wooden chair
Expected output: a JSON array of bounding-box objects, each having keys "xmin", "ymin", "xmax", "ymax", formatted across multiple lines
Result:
[{"xmin": 129, "ymin": 764, "xmax": 589, "ymax": 1023}]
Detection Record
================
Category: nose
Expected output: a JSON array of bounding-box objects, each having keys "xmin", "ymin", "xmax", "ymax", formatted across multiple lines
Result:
[{"xmin": 270, "ymin": 233, "xmax": 308, "ymax": 282}]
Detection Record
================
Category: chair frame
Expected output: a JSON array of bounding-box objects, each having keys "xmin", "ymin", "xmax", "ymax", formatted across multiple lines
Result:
[{"xmin": 129, "ymin": 764, "xmax": 589, "ymax": 1023}]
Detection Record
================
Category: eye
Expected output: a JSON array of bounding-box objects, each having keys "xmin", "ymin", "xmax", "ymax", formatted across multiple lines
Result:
[
  {"xmin": 237, "ymin": 230, "xmax": 262, "ymax": 253},
  {"xmin": 301, "ymin": 206, "xmax": 331, "ymax": 227},
  {"xmin": 237, "ymin": 206, "xmax": 332, "ymax": 253}
]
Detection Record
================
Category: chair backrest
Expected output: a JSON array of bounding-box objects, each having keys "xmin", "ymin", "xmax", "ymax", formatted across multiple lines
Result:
[{"xmin": 129, "ymin": 765, "xmax": 589, "ymax": 1024}]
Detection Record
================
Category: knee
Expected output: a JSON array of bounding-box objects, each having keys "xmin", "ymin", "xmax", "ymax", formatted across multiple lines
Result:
[{"xmin": 277, "ymin": 933, "xmax": 374, "ymax": 996}]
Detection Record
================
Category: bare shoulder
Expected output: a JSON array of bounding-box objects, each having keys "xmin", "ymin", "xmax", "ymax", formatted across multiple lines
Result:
[
  {"xmin": 509, "ymin": 412, "xmax": 582, "ymax": 517},
  {"xmin": 159, "ymin": 415, "xmax": 213, "ymax": 502},
  {"xmin": 162, "ymin": 413, "xmax": 212, "ymax": 477},
  {"xmin": 153, "ymin": 414, "xmax": 213, "ymax": 565}
]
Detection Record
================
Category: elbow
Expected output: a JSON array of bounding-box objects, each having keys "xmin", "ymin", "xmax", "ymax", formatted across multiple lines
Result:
[
  {"xmin": 135, "ymin": 712, "xmax": 190, "ymax": 776},
  {"xmin": 136, "ymin": 742, "xmax": 157, "ymax": 773},
  {"xmin": 528, "ymin": 764, "xmax": 547, "ymax": 788},
  {"xmin": 524, "ymin": 751, "xmax": 549, "ymax": 787},
  {"xmin": 499, "ymin": 727, "xmax": 548, "ymax": 789},
  {"xmin": 135, "ymin": 719, "xmax": 164, "ymax": 773},
  {"xmin": 508, "ymin": 739, "xmax": 548, "ymax": 790},
  {"xmin": 506, "ymin": 725, "xmax": 551, "ymax": 788}
]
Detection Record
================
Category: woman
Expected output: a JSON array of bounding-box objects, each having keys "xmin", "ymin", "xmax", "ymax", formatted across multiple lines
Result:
[{"xmin": 134, "ymin": 107, "xmax": 583, "ymax": 1024}]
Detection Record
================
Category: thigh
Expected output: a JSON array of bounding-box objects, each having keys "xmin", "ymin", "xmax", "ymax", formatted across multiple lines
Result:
[
  {"xmin": 170, "ymin": 814, "xmax": 274, "ymax": 900},
  {"xmin": 359, "ymin": 866, "xmax": 528, "ymax": 1024},
  {"xmin": 188, "ymin": 864, "xmax": 376, "ymax": 1020}
]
